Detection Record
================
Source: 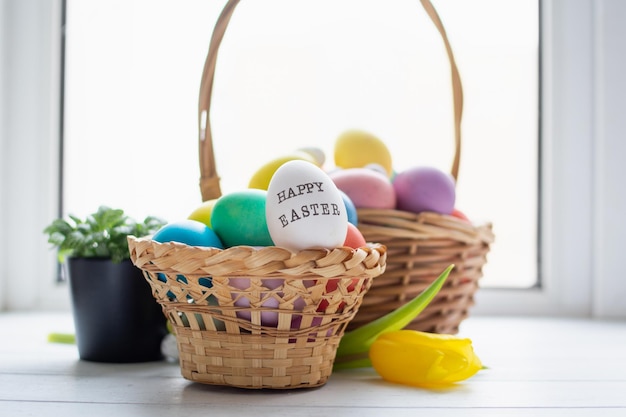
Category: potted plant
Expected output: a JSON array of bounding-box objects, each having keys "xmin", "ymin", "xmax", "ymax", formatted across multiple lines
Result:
[{"xmin": 44, "ymin": 205, "xmax": 168, "ymax": 363}]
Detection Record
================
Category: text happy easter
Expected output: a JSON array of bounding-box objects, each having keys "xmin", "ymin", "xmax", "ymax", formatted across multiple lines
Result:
[{"xmin": 275, "ymin": 182, "xmax": 341, "ymax": 227}]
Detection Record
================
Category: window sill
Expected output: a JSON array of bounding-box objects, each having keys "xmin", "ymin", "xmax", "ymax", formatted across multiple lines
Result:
[{"xmin": 1, "ymin": 312, "xmax": 625, "ymax": 415}]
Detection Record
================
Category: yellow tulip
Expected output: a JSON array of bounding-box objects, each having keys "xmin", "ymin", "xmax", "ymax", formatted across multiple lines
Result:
[
  {"xmin": 369, "ymin": 330, "xmax": 482, "ymax": 387},
  {"xmin": 334, "ymin": 265, "xmax": 453, "ymax": 370}
]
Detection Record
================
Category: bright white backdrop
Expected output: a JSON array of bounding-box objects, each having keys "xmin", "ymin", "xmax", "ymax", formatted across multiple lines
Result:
[
  {"xmin": 2, "ymin": 0, "xmax": 626, "ymax": 319},
  {"xmin": 61, "ymin": 0, "xmax": 538, "ymax": 290}
]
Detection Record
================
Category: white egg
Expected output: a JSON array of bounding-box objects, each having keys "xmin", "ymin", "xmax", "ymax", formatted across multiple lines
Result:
[
  {"xmin": 297, "ymin": 146, "xmax": 326, "ymax": 166},
  {"xmin": 266, "ymin": 160, "xmax": 348, "ymax": 252},
  {"xmin": 161, "ymin": 334, "xmax": 179, "ymax": 362}
]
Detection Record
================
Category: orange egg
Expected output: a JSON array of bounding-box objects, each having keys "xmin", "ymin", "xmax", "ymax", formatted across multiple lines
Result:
[{"xmin": 343, "ymin": 222, "xmax": 367, "ymax": 249}]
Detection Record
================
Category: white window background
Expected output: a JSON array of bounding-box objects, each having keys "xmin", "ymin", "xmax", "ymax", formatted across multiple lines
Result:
[
  {"xmin": 1, "ymin": 0, "xmax": 625, "ymax": 320},
  {"xmin": 62, "ymin": 0, "xmax": 538, "ymax": 291}
]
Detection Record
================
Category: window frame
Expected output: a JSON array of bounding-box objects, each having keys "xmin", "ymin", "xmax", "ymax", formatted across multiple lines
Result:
[
  {"xmin": 473, "ymin": 0, "xmax": 595, "ymax": 316},
  {"xmin": 0, "ymin": 0, "xmax": 67, "ymax": 311},
  {"xmin": 3, "ymin": 0, "xmax": 623, "ymax": 318}
]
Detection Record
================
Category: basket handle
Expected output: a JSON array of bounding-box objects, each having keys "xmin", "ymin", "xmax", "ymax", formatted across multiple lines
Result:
[{"xmin": 198, "ymin": 0, "xmax": 463, "ymax": 201}]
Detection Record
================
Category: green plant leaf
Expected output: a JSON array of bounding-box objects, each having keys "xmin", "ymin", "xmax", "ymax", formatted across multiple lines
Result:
[{"xmin": 43, "ymin": 206, "xmax": 167, "ymax": 263}]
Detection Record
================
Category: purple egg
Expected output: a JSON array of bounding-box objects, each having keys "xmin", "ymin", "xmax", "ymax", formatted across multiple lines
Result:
[
  {"xmin": 393, "ymin": 166, "xmax": 456, "ymax": 214},
  {"xmin": 230, "ymin": 277, "xmax": 281, "ymax": 327},
  {"xmin": 234, "ymin": 295, "xmax": 280, "ymax": 327}
]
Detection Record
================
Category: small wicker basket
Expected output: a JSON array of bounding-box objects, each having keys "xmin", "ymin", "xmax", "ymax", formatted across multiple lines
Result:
[
  {"xmin": 197, "ymin": 0, "xmax": 494, "ymax": 336},
  {"xmin": 128, "ymin": 237, "xmax": 386, "ymax": 389}
]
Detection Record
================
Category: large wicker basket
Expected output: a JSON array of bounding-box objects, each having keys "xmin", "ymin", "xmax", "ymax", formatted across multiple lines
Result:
[
  {"xmin": 350, "ymin": 210, "xmax": 492, "ymax": 334},
  {"xmin": 197, "ymin": 0, "xmax": 494, "ymax": 337},
  {"xmin": 128, "ymin": 237, "xmax": 386, "ymax": 389},
  {"xmin": 347, "ymin": 2, "xmax": 494, "ymax": 334}
]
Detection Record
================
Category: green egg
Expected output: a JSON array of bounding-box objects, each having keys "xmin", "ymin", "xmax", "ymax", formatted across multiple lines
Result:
[{"xmin": 211, "ymin": 189, "xmax": 274, "ymax": 248}]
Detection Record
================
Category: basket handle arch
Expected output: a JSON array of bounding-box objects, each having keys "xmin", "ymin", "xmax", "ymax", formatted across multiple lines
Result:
[{"xmin": 198, "ymin": 0, "xmax": 463, "ymax": 202}]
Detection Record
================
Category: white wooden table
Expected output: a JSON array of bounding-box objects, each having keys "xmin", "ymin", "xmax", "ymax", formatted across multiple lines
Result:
[{"xmin": 1, "ymin": 312, "xmax": 625, "ymax": 416}]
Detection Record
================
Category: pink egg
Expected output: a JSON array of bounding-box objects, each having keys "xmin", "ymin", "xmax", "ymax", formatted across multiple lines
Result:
[
  {"xmin": 343, "ymin": 223, "xmax": 367, "ymax": 248},
  {"xmin": 392, "ymin": 166, "xmax": 456, "ymax": 214},
  {"xmin": 329, "ymin": 168, "xmax": 396, "ymax": 209}
]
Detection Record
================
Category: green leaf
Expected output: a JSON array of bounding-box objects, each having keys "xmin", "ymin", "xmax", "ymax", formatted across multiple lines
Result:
[
  {"xmin": 68, "ymin": 214, "xmax": 83, "ymax": 225},
  {"xmin": 46, "ymin": 231, "xmax": 66, "ymax": 246},
  {"xmin": 334, "ymin": 264, "xmax": 454, "ymax": 369},
  {"xmin": 43, "ymin": 206, "xmax": 167, "ymax": 263},
  {"xmin": 44, "ymin": 219, "xmax": 73, "ymax": 236}
]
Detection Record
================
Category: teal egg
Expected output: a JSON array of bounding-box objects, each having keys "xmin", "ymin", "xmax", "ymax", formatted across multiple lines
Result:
[
  {"xmin": 152, "ymin": 219, "xmax": 224, "ymax": 248},
  {"xmin": 198, "ymin": 277, "xmax": 213, "ymax": 288},
  {"xmin": 211, "ymin": 189, "xmax": 274, "ymax": 247}
]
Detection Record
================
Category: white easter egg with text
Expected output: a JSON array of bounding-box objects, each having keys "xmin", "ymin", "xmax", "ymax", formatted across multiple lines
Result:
[{"xmin": 266, "ymin": 160, "xmax": 348, "ymax": 252}]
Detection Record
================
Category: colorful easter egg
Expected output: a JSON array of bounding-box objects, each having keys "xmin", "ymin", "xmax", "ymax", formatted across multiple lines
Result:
[
  {"xmin": 187, "ymin": 198, "xmax": 218, "ymax": 228},
  {"xmin": 339, "ymin": 190, "xmax": 358, "ymax": 226},
  {"xmin": 329, "ymin": 168, "xmax": 396, "ymax": 209},
  {"xmin": 248, "ymin": 151, "xmax": 317, "ymax": 191},
  {"xmin": 451, "ymin": 208, "xmax": 471, "ymax": 222},
  {"xmin": 343, "ymin": 222, "xmax": 367, "ymax": 249},
  {"xmin": 334, "ymin": 130, "xmax": 393, "ymax": 177},
  {"xmin": 152, "ymin": 219, "xmax": 223, "ymax": 248},
  {"xmin": 229, "ymin": 277, "xmax": 281, "ymax": 327},
  {"xmin": 211, "ymin": 190, "xmax": 274, "ymax": 247},
  {"xmin": 297, "ymin": 146, "xmax": 326, "ymax": 166},
  {"xmin": 393, "ymin": 166, "xmax": 456, "ymax": 214}
]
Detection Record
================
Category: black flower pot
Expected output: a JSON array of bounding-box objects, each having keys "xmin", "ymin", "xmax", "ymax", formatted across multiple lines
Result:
[{"xmin": 66, "ymin": 257, "xmax": 167, "ymax": 363}]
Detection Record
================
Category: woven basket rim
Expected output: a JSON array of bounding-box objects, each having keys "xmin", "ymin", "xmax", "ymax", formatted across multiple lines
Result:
[
  {"xmin": 128, "ymin": 236, "xmax": 387, "ymax": 279},
  {"xmin": 357, "ymin": 209, "xmax": 495, "ymax": 245}
]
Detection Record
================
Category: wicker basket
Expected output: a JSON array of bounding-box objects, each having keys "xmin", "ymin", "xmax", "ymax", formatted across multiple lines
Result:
[
  {"xmin": 345, "ymin": 2, "xmax": 495, "ymax": 334},
  {"xmin": 128, "ymin": 237, "xmax": 386, "ymax": 389},
  {"xmin": 349, "ymin": 211, "xmax": 492, "ymax": 334},
  {"xmin": 197, "ymin": 0, "xmax": 494, "ymax": 338}
]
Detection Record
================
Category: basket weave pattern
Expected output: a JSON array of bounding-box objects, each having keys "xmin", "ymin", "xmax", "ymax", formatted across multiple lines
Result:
[
  {"xmin": 349, "ymin": 210, "xmax": 493, "ymax": 334},
  {"xmin": 170, "ymin": 0, "xmax": 493, "ymax": 390},
  {"xmin": 128, "ymin": 237, "xmax": 386, "ymax": 389}
]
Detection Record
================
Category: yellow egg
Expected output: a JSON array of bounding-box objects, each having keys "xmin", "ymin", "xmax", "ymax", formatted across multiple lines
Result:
[
  {"xmin": 333, "ymin": 130, "xmax": 393, "ymax": 177},
  {"xmin": 187, "ymin": 198, "xmax": 219, "ymax": 228},
  {"xmin": 248, "ymin": 151, "xmax": 317, "ymax": 190}
]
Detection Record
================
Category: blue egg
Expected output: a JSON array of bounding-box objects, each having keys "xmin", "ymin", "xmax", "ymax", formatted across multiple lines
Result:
[
  {"xmin": 152, "ymin": 219, "xmax": 224, "ymax": 248},
  {"xmin": 339, "ymin": 190, "xmax": 358, "ymax": 226},
  {"xmin": 155, "ymin": 273, "xmax": 177, "ymax": 300}
]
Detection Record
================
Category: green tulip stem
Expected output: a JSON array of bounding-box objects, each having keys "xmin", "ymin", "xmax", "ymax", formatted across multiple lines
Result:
[{"xmin": 334, "ymin": 264, "xmax": 454, "ymax": 369}]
